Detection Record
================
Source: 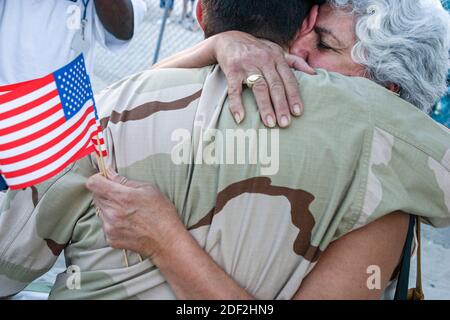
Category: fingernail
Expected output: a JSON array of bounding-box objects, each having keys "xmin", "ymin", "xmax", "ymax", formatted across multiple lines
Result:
[
  {"xmin": 234, "ymin": 112, "xmax": 242, "ymax": 124},
  {"xmin": 280, "ymin": 115, "xmax": 290, "ymax": 127},
  {"xmin": 293, "ymin": 104, "xmax": 302, "ymax": 116},
  {"xmin": 266, "ymin": 115, "xmax": 276, "ymax": 128}
]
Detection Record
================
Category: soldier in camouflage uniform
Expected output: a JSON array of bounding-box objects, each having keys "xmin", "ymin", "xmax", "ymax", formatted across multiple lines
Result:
[
  {"xmin": 0, "ymin": 64, "xmax": 449, "ymax": 299},
  {"xmin": 1, "ymin": 0, "xmax": 449, "ymax": 299}
]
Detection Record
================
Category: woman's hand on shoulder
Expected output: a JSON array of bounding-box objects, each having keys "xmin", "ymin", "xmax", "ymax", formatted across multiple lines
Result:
[{"xmin": 211, "ymin": 31, "xmax": 316, "ymax": 128}]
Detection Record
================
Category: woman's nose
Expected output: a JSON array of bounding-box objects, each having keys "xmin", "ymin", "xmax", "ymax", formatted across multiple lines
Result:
[{"xmin": 296, "ymin": 49, "xmax": 310, "ymax": 61}]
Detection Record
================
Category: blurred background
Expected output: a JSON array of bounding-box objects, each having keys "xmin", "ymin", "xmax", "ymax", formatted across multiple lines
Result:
[
  {"xmin": 91, "ymin": 0, "xmax": 203, "ymax": 91},
  {"xmin": 14, "ymin": 0, "xmax": 450, "ymax": 300}
]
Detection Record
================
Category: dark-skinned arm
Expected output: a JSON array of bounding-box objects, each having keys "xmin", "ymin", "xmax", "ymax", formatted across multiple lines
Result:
[{"xmin": 93, "ymin": 0, "xmax": 134, "ymax": 40}]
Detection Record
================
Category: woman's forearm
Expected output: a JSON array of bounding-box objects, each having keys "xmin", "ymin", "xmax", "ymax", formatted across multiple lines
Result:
[
  {"xmin": 87, "ymin": 172, "xmax": 254, "ymax": 300},
  {"xmin": 152, "ymin": 36, "xmax": 218, "ymax": 69},
  {"xmin": 152, "ymin": 30, "xmax": 310, "ymax": 128},
  {"xmin": 152, "ymin": 226, "xmax": 255, "ymax": 300}
]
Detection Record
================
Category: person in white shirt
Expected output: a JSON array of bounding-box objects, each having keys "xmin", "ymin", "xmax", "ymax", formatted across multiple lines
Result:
[{"xmin": 0, "ymin": 0, "xmax": 147, "ymax": 85}]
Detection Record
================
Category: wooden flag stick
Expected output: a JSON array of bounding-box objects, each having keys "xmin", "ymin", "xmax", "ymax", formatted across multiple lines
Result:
[
  {"xmin": 95, "ymin": 134, "xmax": 107, "ymax": 217},
  {"xmin": 95, "ymin": 134, "xmax": 107, "ymax": 176},
  {"xmin": 94, "ymin": 134, "xmax": 130, "ymax": 267},
  {"xmin": 94, "ymin": 134, "xmax": 143, "ymax": 266}
]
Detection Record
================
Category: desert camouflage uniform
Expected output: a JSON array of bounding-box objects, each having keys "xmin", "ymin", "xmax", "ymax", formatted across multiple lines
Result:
[{"xmin": 0, "ymin": 66, "xmax": 449, "ymax": 299}]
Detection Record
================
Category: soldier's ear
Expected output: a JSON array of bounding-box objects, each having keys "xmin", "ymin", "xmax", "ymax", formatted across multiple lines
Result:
[
  {"xmin": 299, "ymin": 5, "xmax": 319, "ymax": 37},
  {"xmin": 196, "ymin": 0, "xmax": 206, "ymax": 31}
]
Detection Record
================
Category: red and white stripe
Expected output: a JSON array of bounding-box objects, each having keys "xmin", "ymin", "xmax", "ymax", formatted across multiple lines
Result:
[
  {"xmin": 0, "ymin": 75, "xmax": 103, "ymax": 189},
  {"xmin": 94, "ymin": 121, "xmax": 107, "ymax": 157}
]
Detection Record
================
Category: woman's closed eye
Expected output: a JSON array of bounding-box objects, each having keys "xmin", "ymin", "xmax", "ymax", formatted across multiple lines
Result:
[
  {"xmin": 317, "ymin": 40, "xmax": 341, "ymax": 54},
  {"xmin": 317, "ymin": 41, "xmax": 332, "ymax": 50},
  {"xmin": 314, "ymin": 26, "xmax": 346, "ymax": 55}
]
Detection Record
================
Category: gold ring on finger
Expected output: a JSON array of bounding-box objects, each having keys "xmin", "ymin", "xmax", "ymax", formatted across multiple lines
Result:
[{"xmin": 244, "ymin": 74, "xmax": 265, "ymax": 89}]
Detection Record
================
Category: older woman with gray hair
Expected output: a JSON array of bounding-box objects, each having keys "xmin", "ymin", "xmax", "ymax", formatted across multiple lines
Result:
[
  {"xmin": 329, "ymin": 0, "xmax": 449, "ymax": 113},
  {"xmin": 156, "ymin": 0, "xmax": 450, "ymax": 126}
]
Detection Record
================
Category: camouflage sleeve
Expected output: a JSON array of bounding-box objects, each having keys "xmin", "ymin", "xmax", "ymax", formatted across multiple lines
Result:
[
  {"xmin": 351, "ymin": 124, "xmax": 450, "ymax": 231},
  {"xmin": 0, "ymin": 156, "xmax": 98, "ymax": 297}
]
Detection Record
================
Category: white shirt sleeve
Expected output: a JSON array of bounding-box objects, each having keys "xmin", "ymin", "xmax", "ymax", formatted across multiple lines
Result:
[{"xmin": 92, "ymin": 0, "xmax": 147, "ymax": 53}]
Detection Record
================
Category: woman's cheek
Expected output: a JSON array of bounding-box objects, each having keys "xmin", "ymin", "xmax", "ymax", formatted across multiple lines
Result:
[
  {"xmin": 308, "ymin": 53, "xmax": 352, "ymax": 75},
  {"xmin": 307, "ymin": 52, "xmax": 334, "ymax": 70}
]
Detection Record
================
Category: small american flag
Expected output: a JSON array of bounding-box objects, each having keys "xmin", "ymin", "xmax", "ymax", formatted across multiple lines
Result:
[{"xmin": 0, "ymin": 54, "xmax": 106, "ymax": 190}]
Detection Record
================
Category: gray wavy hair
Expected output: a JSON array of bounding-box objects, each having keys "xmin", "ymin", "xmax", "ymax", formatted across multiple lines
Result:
[{"xmin": 328, "ymin": 0, "xmax": 450, "ymax": 112}]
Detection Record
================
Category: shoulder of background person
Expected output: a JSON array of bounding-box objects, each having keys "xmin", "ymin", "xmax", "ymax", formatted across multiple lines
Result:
[{"xmin": 294, "ymin": 69, "xmax": 450, "ymax": 166}]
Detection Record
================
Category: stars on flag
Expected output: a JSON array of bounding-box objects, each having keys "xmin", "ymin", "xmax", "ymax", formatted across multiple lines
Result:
[{"xmin": 54, "ymin": 56, "xmax": 93, "ymax": 120}]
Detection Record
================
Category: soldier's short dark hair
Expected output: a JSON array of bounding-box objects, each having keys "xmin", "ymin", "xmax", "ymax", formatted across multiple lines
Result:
[{"xmin": 202, "ymin": 0, "xmax": 326, "ymax": 46}]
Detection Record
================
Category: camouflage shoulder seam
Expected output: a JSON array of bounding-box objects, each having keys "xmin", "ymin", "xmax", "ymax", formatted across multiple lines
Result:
[
  {"xmin": 344, "ymin": 123, "xmax": 376, "ymax": 237},
  {"xmin": 30, "ymin": 162, "xmax": 78, "ymax": 210},
  {"xmin": 373, "ymin": 120, "xmax": 450, "ymax": 171}
]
